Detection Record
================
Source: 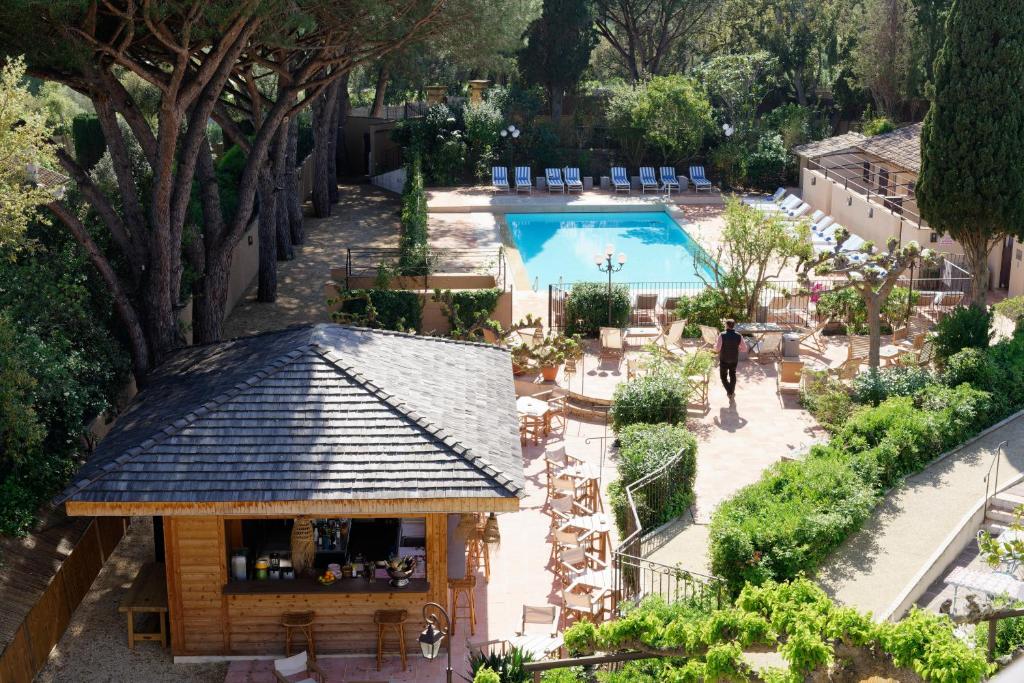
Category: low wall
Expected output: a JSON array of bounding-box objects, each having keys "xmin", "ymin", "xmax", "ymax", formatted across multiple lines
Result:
[
  {"xmin": 323, "ymin": 281, "xmax": 512, "ymax": 335},
  {"xmin": 371, "ymin": 167, "xmax": 406, "ymax": 194},
  {"xmin": 226, "ymin": 221, "xmax": 259, "ymax": 318}
]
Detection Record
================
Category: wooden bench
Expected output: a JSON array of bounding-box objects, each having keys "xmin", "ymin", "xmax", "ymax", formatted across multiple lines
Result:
[{"xmin": 118, "ymin": 562, "xmax": 168, "ymax": 649}]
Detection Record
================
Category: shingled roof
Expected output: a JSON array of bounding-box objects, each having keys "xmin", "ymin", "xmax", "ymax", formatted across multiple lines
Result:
[
  {"xmin": 855, "ymin": 122, "xmax": 922, "ymax": 173},
  {"xmin": 60, "ymin": 325, "xmax": 524, "ymax": 509},
  {"xmin": 792, "ymin": 131, "xmax": 866, "ymax": 158}
]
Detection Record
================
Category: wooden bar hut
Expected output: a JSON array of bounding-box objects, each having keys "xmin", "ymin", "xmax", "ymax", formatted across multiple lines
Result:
[{"xmin": 58, "ymin": 324, "xmax": 524, "ymax": 660}]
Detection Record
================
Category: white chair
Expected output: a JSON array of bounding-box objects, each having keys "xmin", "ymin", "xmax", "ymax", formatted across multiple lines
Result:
[
  {"xmin": 659, "ymin": 319, "xmax": 687, "ymax": 356},
  {"xmin": 753, "ymin": 331, "xmax": 783, "ymax": 362},
  {"xmin": 515, "ymin": 166, "xmax": 532, "ymax": 194},
  {"xmin": 556, "ymin": 546, "xmax": 606, "ymax": 584},
  {"xmin": 561, "ymin": 589, "xmax": 610, "ymax": 628},
  {"xmin": 639, "ymin": 166, "xmax": 659, "ymax": 193},
  {"xmin": 610, "ymin": 166, "xmax": 631, "ymax": 193},
  {"xmin": 698, "ymin": 324, "xmax": 720, "ymax": 348},
  {"xmin": 689, "ymin": 165, "xmax": 712, "ymax": 191},
  {"xmin": 599, "ymin": 326, "xmax": 624, "ymax": 359},
  {"xmin": 659, "ymin": 167, "xmax": 683, "ymax": 193},
  {"xmin": 508, "ymin": 605, "xmax": 563, "ymax": 660},
  {"xmin": 787, "ymin": 202, "xmax": 811, "ymax": 219},
  {"xmin": 491, "ymin": 166, "xmax": 510, "ymax": 193},
  {"xmin": 273, "ymin": 651, "xmax": 324, "ymax": 683},
  {"xmin": 807, "ymin": 209, "xmax": 825, "ymax": 225},
  {"xmin": 563, "ymin": 167, "xmax": 584, "ymax": 193},
  {"xmin": 545, "ymin": 168, "xmax": 565, "ymax": 193},
  {"xmin": 811, "ymin": 216, "xmax": 834, "ymax": 234}
]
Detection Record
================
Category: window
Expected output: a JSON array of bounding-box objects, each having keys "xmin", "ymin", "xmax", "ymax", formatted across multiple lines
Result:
[
  {"xmin": 878, "ymin": 168, "xmax": 890, "ymax": 194},
  {"xmin": 930, "ymin": 232, "xmax": 939, "ymax": 243},
  {"xmin": 861, "ymin": 161, "xmax": 871, "ymax": 184}
]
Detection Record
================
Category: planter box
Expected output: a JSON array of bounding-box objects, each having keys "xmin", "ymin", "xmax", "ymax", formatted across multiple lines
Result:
[
  {"xmin": 583, "ymin": 177, "xmax": 594, "ymax": 191},
  {"xmin": 599, "ymin": 176, "xmax": 611, "ymax": 190}
]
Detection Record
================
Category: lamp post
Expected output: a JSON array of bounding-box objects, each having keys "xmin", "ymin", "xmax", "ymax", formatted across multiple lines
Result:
[
  {"xmin": 595, "ymin": 244, "xmax": 627, "ymax": 325},
  {"xmin": 500, "ymin": 124, "xmax": 520, "ymax": 168},
  {"xmin": 419, "ymin": 602, "xmax": 453, "ymax": 683}
]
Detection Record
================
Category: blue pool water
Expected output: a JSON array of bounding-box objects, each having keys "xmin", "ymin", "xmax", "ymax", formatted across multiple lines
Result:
[{"xmin": 506, "ymin": 212, "xmax": 712, "ymax": 286}]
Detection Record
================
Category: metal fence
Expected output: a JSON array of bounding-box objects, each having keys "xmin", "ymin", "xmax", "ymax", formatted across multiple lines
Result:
[
  {"xmin": 612, "ymin": 447, "xmax": 725, "ymax": 612},
  {"xmin": 550, "ymin": 270, "xmax": 974, "ymax": 333},
  {"xmin": 344, "ymin": 246, "xmax": 508, "ymax": 289}
]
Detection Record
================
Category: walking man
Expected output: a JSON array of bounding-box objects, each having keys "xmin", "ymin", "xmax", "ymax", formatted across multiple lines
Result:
[{"xmin": 714, "ymin": 319, "xmax": 747, "ymax": 397}]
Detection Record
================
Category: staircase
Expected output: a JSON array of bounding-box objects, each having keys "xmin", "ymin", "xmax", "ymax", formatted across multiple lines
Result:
[{"xmin": 983, "ymin": 482, "xmax": 1024, "ymax": 535}]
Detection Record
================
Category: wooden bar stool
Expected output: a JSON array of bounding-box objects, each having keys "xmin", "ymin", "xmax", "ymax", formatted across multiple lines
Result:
[
  {"xmin": 466, "ymin": 527, "xmax": 491, "ymax": 581},
  {"xmin": 449, "ymin": 576, "xmax": 477, "ymax": 636},
  {"xmin": 281, "ymin": 611, "xmax": 316, "ymax": 657},
  {"xmin": 373, "ymin": 609, "xmax": 408, "ymax": 671}
]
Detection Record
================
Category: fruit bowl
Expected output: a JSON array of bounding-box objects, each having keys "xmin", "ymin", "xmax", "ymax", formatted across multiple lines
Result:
[{"xmin": 385, "ymin": 557, "xmax": 417, "ymax": 588}]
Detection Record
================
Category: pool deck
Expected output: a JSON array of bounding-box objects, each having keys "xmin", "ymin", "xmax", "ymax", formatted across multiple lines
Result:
[{"xmin": 426, "ymin": 186, "xmax": 726, "ymax": 213}]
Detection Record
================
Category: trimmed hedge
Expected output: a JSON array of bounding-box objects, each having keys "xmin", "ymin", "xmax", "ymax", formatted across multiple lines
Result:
[
  {"xmin": 331, "ymin": 289, "xmax": 423, "ymax": 332},
  {"xmin": 610, "ymin": 371, "xmax": 690, "ymax": 431},
  {"xmin": 609, "ymin": 424, "xmax": 697, "ymax": 538},
  {"xmin": 564, "ymin": 282, "xmax": 630, "ymax": 336},
  {"xmin": 71, "ymin": 113, "xmax": 106, "ymax": 170}
]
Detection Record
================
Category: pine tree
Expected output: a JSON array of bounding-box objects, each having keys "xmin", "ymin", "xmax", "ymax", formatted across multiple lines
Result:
[
  {"xmin": 916, "ymin": 0, "xmax": 1024, "ymax": 304},
  {"xmin": 518, "ymin": 0, "xmax": 597, "ymax": 122}
]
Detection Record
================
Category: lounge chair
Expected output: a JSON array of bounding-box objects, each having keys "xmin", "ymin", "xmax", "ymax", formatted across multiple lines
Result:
[
  {"xmin": 610, "ymin": 167, "xmax": 630, "ymax": 194},
  {"xmin": 753, "ymin": 331, "xmax": 783, "ymax": 362},
  {"xmin": 659, "ymin": 167, "xmax": 683, "ymax": 193},
  {"xmin": 561, "ymin": 588, "xmax": 610, "ymax": 629},
  {"xmin": 811, "ymin": 216, "xmax": 834, "ymax": 234},
  {"xmin": 698, "ymin": 324, "xmax": 720, "ymax": 349},
  {"xmin": 639, "ymin": 166, "xmax": 659, "ymax": 194},
  {"xmin": 563, "ymin": 167, "xmax": 584, "ymax": 193},
  {"xmin": 545, "ymin": 168, "xmax": 565, "ymax": 193},
  {"xmin": 658, "ymin": 295, "xmax": 682, "ymax": 325},
  {"xmin": 777, "ymin": 359, "xmax": 804, "ymax": 395},
  {"xmin": 599, "ymin": 327, "xmax": 624, "ymax": 360},
  {"xmin": 491, "ymin": 166, "xmax": 510, "ymax": 193},
  {"xmin": 745, "ymin": 187, "xmax": 788, "ymax": 209},
  {"xmin": 689, "ymin": 165, "xmax": 712, "ymax": 191},
  {"xmin": 759, "ymin": 194, "xmax": 801, "ymax": 213},
  {"xmin": 632, "ymin": 293, "xmax": 658, "ymax": 325},
  {"xmin": 508, "ymin": 605, "xmax": 564, "ymax": 661},
  {"xmin": 807, "ymin": 209, "xmax": 825, "ymax": 225},
  {"xmin": 798, "ymin": 317, "xmax": 830, "ymax": 354},
  {"xmin": 658, "ymin": 319, "xmax": 688, "ymax": 357},
  {"xmin": 515, "ymin": 166, "xmax": 532, "ymax": 194},
  {"xmin": 787, "ymin": 202, "xmax": 811, "ymax": 219}
]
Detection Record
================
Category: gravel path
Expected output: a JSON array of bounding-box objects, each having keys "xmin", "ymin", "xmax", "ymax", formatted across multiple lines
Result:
[
  {"xmin": 817, "ymin": 413, "xmax": 1024, "ymax": 618},
  {"xmin": 36, "ymin": 517, "xmax": 226, "ymax": 683}
]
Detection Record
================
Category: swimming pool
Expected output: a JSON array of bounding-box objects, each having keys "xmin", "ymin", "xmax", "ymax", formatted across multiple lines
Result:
[{"xmin": 506, "ymin": 211, "xmax": 712, "ymax": 286}]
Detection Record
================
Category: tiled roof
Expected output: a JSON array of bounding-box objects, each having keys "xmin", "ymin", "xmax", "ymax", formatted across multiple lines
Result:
[
  {"xmin": 855, "ymin": 122, "xmax": 922, "ymax": 173},
  {"xmin": 61, "ymin": 325, "xmax": 523, "ymax": 505},
  {"xmin": 792, "ymin": 131, "xmax": 866, "ymax": 158}
]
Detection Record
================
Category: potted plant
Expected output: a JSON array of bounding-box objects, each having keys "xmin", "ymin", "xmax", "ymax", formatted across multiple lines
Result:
[
  {"xmin": 531, "ymin": 334, "xmax": 582, "ymax": 382},
  {"xmin": 510, "ymin": 343, "xmax": 534, "ymax": 375}
]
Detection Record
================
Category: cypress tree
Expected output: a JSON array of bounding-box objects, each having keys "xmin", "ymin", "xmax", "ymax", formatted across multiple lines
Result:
[
  {"xmin": 916, "ymin": 0, "xmax": 1024, "ymax": 304},
  {"xmin": 518, "ymin": 0, "xmax": 597, "ymax": 122}
]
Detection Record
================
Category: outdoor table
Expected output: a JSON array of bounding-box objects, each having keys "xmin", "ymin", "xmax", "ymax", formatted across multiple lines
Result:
[
  {"xmin": 734, "ymin": 322, "xmax": 796, "ymax": 353},
  {"xmin": 559, "ymin": 513, "xmax": 613, "ymax": 561},
  {"xmin": 878, "ymin": 344, "xmax": 902, "ymax": 366},
  {"xmin": 118, "ymin": 561, "xmax": 169, "ymax": 650},
  {"xmin": 517, "ymin": 396, "xmax": 549, "ymax": 417},
  {"xmin": 944, "ymin": 566, "xmax": 1024, "ymax": 615},
  {"xmin": 624, "ymin": 326, "xmax": 661, "ymax": 348}
]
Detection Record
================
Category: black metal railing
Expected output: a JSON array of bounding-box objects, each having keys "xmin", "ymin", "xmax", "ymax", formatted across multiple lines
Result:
[
  {"xmin": 549, "ymin": 273, "xmax": 973, "ymax": 333},
  {"xmin": 343, "ymin": 246, "xmax": 508, "ymax": 290}
]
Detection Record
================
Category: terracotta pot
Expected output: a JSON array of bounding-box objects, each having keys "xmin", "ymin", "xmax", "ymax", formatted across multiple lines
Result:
[{"xmin": 541, "ymin": 365, "xmax": 560, "ymax": 382}]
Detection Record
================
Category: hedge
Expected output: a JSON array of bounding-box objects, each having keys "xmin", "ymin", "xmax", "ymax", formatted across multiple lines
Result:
[
  {"xmin": 331, "ymin": 289, "xmax": 423, "ymax": 332},
  {"xmin": 711, "ymin": 337, "xmax": 1016, "ymax": 594},
  {"xmin": 71, "ymin": 113, "xmax": 106, "ymax": 170},
  {"xmin": 609, "ymin": 424, "xmax": 697, "ymax": 538},
  {"xmin": 564, "ymin": 282, "xmax": 630, "ymax": 336},
  {"xmin": 609, "ymin": 370, "xmax": 690, "ymax": 431}
]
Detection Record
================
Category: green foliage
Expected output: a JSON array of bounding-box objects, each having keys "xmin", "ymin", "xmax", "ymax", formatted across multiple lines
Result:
[
  {"xmin": 610, "ymin": 424, "xmax": 697, "ymax": 536},
  {"xmin": 861, "ymin": 116, "xmax": 896, "ymax": 136},
  {"xmin": 562, "ymin": 578, "xmax": 987, "ymax": 682},
  {"xmin": 518, "ymin": 0, "xmax": 596, "ymax": 118},
  {"xmin": 851, "ymin": 366, "xmax": 934, "ymax": 406},
  {"xmin": 71, "ymin": 113, "xmax": 106, "ymax": 170},
  {"xmin": 741, "ymin": 132, "xmax": 789, "ymax": 191},
  {"xmin": 994, "ymin": 295, "xmax": 1024, "ymax": 325},
  {"xmin": 467, "ymin": 646, "xmax": 532, "ymax": 683},
  {"xmin": 563, "ymin": 282, "xmax": 630, "ymax": 337},
  {"xmin": 398, "ymin": 157, "xmax": 430, "ymax": 276},
  {"xmin": 941, "ymin": 347, "xmax": 996, "ymax": 389},
  {"xmin": 973, "ymin": 604, "xmax": 1024, "ymax": 659},
  {"xmin": 0, "ymin": 223, "xmax": 129, "ymax": 535},
  {"xmin": 214, "ymin": 144, "xmax": 247, "ymax": 226},
  {"xmin": 815, "ymin": 286, "xmax": 918, "ymax": 334},
  {"xmin": 393, "ymin": 105, "xmax": 466, "ymax": 185},
  {"xmin": 462, "ymin": 99, "xmax": 504, "ymax": 181},
  {"xmin": 763, "ymin": 103, "xmax": 827, "ymax": 149},
  {"xmin": 800, "ymin": 370, "xmax": 854, "ymax": 431},
  {"xmin": 933, "ymin": 304, "xmax": 992, "ymax": 362},
  {"xmin": 917, "ymin": 0, "xmax": 1024, "ymax": 296},
  {"xmin": 606, "ymin": 75, "xmax": 714, "ymax": 166},
  {"xmin": 610, "ymin": 371, "xmax": 690, "ymax": 431},
  {"xmin": 432, "ymin": 288, "xmax": 501, "ymax": 338},
  {"xmin": 538, "ymin": 668, "xmax": 583, "ymax": 682},
  {"xmin": 329, "ymin": 289, "xmax": 423, "ymax": 332},
  {"xmin": 674, "ymin": 283, "xmax": 747, "ymax": 336}
]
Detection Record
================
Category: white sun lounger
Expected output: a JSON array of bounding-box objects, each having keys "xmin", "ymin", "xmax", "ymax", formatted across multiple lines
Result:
[
  {"xmin": 689, "ymin": 165, "xmax": 712, "ymax": 191},
  {"xmin": 659, "ymin": 167, "xmax": 683, "ymax": 193},
  {"xmin": 639, "ymin": 166, "xmax": 659, "ymax": 194},
  {"xmin": 545, "ymin": 168, "xmax": 565, "ymax": 193},
  {"xmin": 563, "ymin": 167, "xmax": 583, "ymax": 193},
  {"xmin": 515, "ymin": 166, "xmax": 532, "ymax": 194},
  {"xmin": 492, "ymin": 166, "xmax": 510, "ymax": 193},
  {"xmin": 611, "ymin": 167, "xmax": 630, "ymax": 194}
]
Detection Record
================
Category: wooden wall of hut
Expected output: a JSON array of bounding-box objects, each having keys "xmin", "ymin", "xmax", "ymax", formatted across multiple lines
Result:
[{"xmin": 163, "ymin": 514, "xmax": 448, "ymax": 657}]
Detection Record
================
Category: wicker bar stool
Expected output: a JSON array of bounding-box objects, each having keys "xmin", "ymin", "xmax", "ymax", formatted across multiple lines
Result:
[
  {"xmin": 465, "ymin": 525, "xmax": 491, "ymax": 581},
  {"xmin": 373, "ymin": 609, "xmax": 408, "ymax": 671},
  {"xmin": 448, "ymin": 576, "xmax": 477, "ymax": 636},
  {"xmin": 280, "ymin": 610, "xmax": 316, "ymax": 657}
]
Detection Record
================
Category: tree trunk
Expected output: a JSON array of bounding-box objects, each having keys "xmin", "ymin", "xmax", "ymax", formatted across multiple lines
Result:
[
  {"xmin": 190, "ymin": 138, "xmax": 231, "ymax": 344},
  {"xmin": 327, "ymin": 78, "xmax": 343, "ymax": 204},
  {"xmin": 285, "ymin": 116, "xmax": 305, "ymax": 245},
  {"xmin": 550, "ymin": 87, "xmax": 564, "ymax": 122},
  {"xmin": 311, "ymin": 87, "xmax": 336, "ymax": 218},
  {"xmin": 271, "ymin": 127, "xmax": 293, "ymax": 261},
  {"xmin": 370, "ymin": 66, "xmax": 389, "ymax": 118},
  {"xmin": 334, "ymin": 73, "xmax": 351, "ymax": 175},
  {"xmin": 867, "ymin": 295, "xmax": 883, "ymax": 369},
  {"xmin": 965, "ymin": 235, "xmax": 991, "ymax": 306},
  {"xmin": 257, "ymin": 168, "xmax": 278, "ymax": 302}
]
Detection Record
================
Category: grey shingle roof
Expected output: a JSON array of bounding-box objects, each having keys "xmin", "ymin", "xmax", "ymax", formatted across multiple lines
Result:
[
  {"xmin": 792, "ymin": 131, "xmax": 867, "ymax": 158},
  {"xmin": 855, "ymin": 122, "xmax": 922, "ymax": 173},
  {"xmin": 61, "ymin": 325, "xmax": 523, "ymax": 505}
]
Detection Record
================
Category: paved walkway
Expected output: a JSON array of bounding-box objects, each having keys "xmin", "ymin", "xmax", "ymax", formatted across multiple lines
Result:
[{"xmin": 816, "ymin": 413, "xmax": 1024, "ymax": 618}]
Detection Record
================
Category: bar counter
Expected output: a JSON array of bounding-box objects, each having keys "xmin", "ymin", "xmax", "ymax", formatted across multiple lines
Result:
[{"xmin": 222, "ymin": 577, "xmax": 429, "ymax": 595}]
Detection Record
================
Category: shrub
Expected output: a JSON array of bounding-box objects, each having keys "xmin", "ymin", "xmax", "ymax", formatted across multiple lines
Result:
[
  {"xmin": 933, "ymin": 304, "xmax": 992, "ymax": 362},
  {"xmin": 563, "ymin": 282, "xmax": 630, "ymax": 336},
  {"xmin": 799, "ymin": 369, "xmax": 854, "ymax": 431},
  {"xmin": 472, "ymin": 668, "xmax": 502, "ymax": 683},
  {"xmin": 610, "ymin": 424, "xmax": 697, "ymax": 535},
  {"xmin": 915, "ymin": 384, "xmax": 995, "ymax": 448},
  {"xmin": 816, "ymin": 286, "xmax": 917, "ymax": 334},
  {"xmin": 994, "ymin": 295, "xmax": 1024, "ymax": 326},
  {"xmin": 741, "ymin": 132, "xmax": 788, "ymax": 191},
  {"xmin": 610, "ymin": 371, "xmax": 690, "ymax": 431},
  {"xmin": 675, "ymin": 285, "xmax": 746, "ymax": 336},
  {"xmin": 71, "ymin": 113, "xmax": 106, "ymax": 170},
  {"xmin": 862, "ymin": 116, "xmax": 896, "ymax": 136},
  {"xmin": 607, "ymin": 75, "xmax": 713, "ymax": 166},
  {"xmin": 987, "ymin": 334, "xmax": 1024, "ymax": 410},
  {"xmin": 330, "ymin": 289, "xmax": 423, "ymax": 332},
  {"xmin": 392, "ymin": 104, "xmax": 466, "ymax": 185},
  {"xmin": 941, "ymin": 347, "xmax": 997, "ymax": 389},
  {"xmin": 432, "ymin": 288, "xmax": 502, "ymax": 337},
  {"xmin": 851, "ymin": 366, "xmax": 934, "ymax": 405},
  {"xmin": 398, "ymin": 158, "xmax": 429, "ymax": 276},
  {"xmin": 462, "ymin": 99, "xmax": 504, "ymax": 181},
  {"xmin": 468, "ymin": 647, "xmax": 532, "ymax": 683},
  {"xmin": 709, "ymin": 452, "xmax": 877, "ymax": 594}
]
